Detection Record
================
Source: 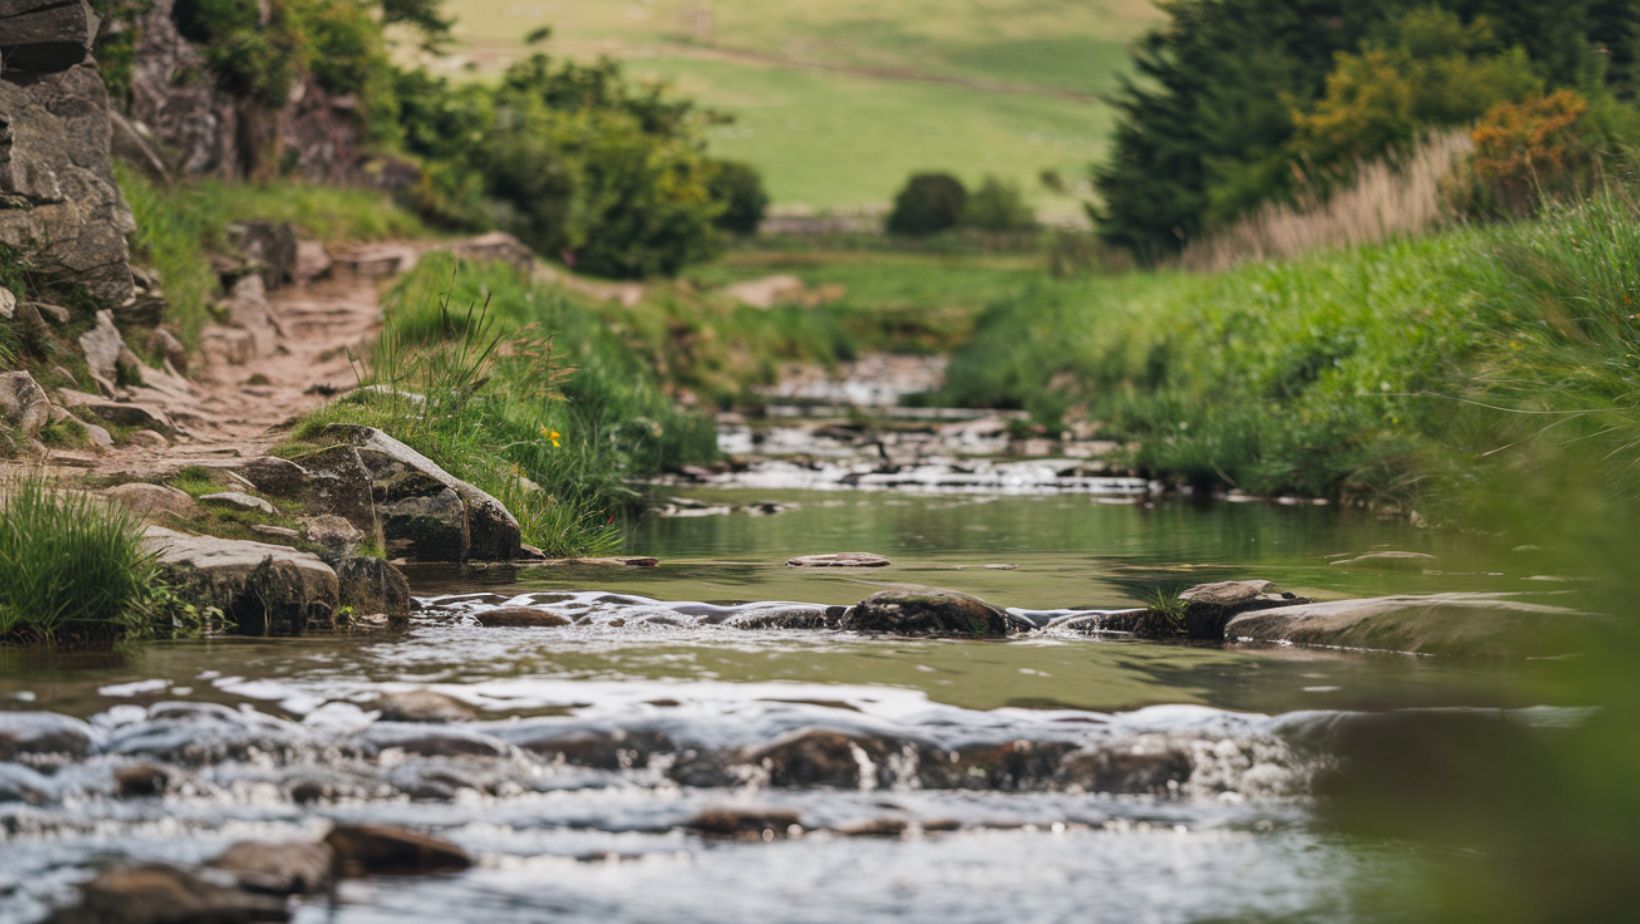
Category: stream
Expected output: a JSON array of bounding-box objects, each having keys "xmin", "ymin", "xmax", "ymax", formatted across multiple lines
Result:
[{"xmin": 0, "ymin": 359, "xmax": 1587, "ymax": 922}]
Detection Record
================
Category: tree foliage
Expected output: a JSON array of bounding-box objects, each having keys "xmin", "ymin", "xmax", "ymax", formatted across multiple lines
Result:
[
  {"xmin": 963, "ymin": 175, "xmax": 1036, "ymax": 232},
  {"xmin": 1094, "ymin": 0, "xmax": 1640, "ymax": 259}
]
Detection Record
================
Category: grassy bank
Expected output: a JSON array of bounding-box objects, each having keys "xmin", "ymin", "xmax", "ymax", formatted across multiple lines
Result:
[
  {"xmin": 119, "ymin": 168, "xmax": 433, "ymax": 349},
  {"xmin": 295, "ymin": 254, "xmax": 718, "ymax": 555},
  {"xmin": 944, "ymin": 191, "xmax": 1640, "ymax": 515}
]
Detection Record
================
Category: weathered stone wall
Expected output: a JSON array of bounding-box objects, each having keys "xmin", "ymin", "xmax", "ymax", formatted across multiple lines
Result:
[{"xmin": 0, "ymin": 0, "xmax": 136, "ymax": 306}]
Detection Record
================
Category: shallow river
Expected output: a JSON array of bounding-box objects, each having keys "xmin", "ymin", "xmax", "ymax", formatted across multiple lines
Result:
[{"xmin": 0, "ymin": 488, "xmax": 1583, "ymax": 922}]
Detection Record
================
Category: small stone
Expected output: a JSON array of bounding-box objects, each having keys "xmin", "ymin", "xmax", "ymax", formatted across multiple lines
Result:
[
  {"xmin": 0, "ymin": 286, "xmax": 14, "ymax": 319},
  {"xmin": 148, "ymin": 327, "xmax": 188, "ymax": 372},
  {"xmin": 302, "ymin": 514, "xmax": 365, "ymax": 554},
  {"xmin": 841, "ymin": 588, "xmax": 1021, "ymax": 638},
  {"xmin": 835, "ymin": 817, "xmax": 908, "ymax": 838},
  {"xmin": 323, "ymin": 823, "xmax": 473, "ymax": 876},
  {"xmin": 787, "ymin": 552, "xmax": 890, "ymax": 568},
  {"xmin": 201, "ymin": 492, "xmax": 276, "ymax": 515},
  {"xmin": 113, "ymin": 763, "xmax": 169, "ymax": 798},
  {"xmin": 251, "ymin": 525, "xmax": 302, "ymax": 540},
  {"xmin": 126, "ymin": 430, "xmax": 170, "ymax": 450},
  {"xmin": 474, "ymin": 606, "xmax": 572, "ymax": 628},
  {"xmin": 369, "ymin": 690, "xmax": 477, "ymax": 723},
  {"xmin": 56, "ymin": 389, "xmax": 175, "ymax": 434}
]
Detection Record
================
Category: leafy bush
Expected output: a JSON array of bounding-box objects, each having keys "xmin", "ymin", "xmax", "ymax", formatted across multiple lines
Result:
[
  {"xmin": 886, "ymin": 172, "xmax": 968, "ymax": 236},
  {"xmin": 0, "ymin": 478, "xmax": 174, "ymax": 644},
  {"xmin": 707, "ymin": 159, "xmax": 770, "ymax": 234},
  {"xmin": 963, "ymin": 175, "xmax": 1036, "ymax": 232},
  {"xmin": 1457, "ymin": 90, "xmax": 1640, "ymax": 217}
]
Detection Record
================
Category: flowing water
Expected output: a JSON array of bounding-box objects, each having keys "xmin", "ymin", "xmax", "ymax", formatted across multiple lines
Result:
[{"xmin": 0, "ymin": 382, "xmax": 1589, "ymax": 922}]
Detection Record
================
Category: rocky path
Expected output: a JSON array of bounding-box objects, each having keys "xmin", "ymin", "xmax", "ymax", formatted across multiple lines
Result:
[{"xmin": 30, "ymin": 237, "xmax": 519, "ymax": 483}]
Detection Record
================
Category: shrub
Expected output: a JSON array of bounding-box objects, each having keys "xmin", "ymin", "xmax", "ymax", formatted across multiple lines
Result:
[
  {"xmin": 171, "ymin": 0, "xmax": 307, "ymax": 108},
  {"xmin": 1455, "ymin": 90, "xmax": 1640, "ymax": 217},
  {"xmin": 706, "ymin": 159, "xmax": 770, "ymax": 235},
  {"xmin": 0, "ymin": 478, "xmax": 174, "ymax": 644},
  {"xmin": 963, "ymin": 175, "xmax": 1036, "ymax": 232},
  {"xmin": 886, "ymin": 172, "xmax": 967, "ymax": 236}
]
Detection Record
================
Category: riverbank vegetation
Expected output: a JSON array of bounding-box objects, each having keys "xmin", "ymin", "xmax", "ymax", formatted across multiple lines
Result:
[{"xmin": 0, "ymin": 478, "xmax": 177, "ymax": 644}]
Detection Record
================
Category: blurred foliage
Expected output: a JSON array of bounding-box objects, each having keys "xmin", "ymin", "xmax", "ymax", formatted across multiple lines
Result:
[
  {"xmin": 1094, "ymin": 0, "xmax": 1640, "ymax": 260},
  {"xmin": 962, "ymin": 175, "xmax": 1037, "ymax": 233},
  {"xmin": 706, "ymin": 159, "xmax": 771, "ymax": 235}
]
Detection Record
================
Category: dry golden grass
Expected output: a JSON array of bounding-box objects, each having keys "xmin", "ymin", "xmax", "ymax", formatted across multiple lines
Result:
[{"xmin": 1178, "ymin": 132, "xmax": 1474, "ymax": 272}]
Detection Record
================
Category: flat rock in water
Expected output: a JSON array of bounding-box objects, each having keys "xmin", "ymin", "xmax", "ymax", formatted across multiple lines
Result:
[
  {"xmin": 1329, "ymin": 551, "xmax": 1438, "ymax": 570},
  {"xmin": 201, "ymin": 492, "xmax": 276, "ymax": 515},
  {"xmin": 787, "ymin": 552, "xmax": 890, "ymax": 568},
  {"xmin": 1225, "ymin": 592, "xmax": 1596, "ymax": 658},
  {"xmin": 208, "ymin": 840, "xmax": 335, "ymax": 896},
  {"xmin": 323, "ymin": 823, "xmax": 473, "ymax": 876},
  {"xmin": 369, "ymin": 690, "xmax": 477, "ymax": 723},
  {"xmin": 474, "ymin": 606, "xmax": 572, "ymax": 628},
  {"xmin": 534, "ymin": 557, "xmax": 660, "ymax": 568},
  {"xmin": 0, "ymin": 711, "xmax": 96, "ymax": 760},
  {"xmin": 840, "ymin": 588, "xmax": 1021, "ymax": 638},
  {"xmin": 45, "ymin": 864, "xmax": 289, "ymax": 924}
]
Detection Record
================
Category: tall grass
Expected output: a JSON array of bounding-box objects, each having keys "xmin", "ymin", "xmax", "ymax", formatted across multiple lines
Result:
[
  {"xmin": 1177, "ymin": 132, "xmax": 1473, "ymax": 272},
  {"xmin": 0, "ymin": 477, "xmax": 171, "ymax": 644},
  {"xmin": 299, "ymin": 255, "xmax": 719, "ymax": 555}
]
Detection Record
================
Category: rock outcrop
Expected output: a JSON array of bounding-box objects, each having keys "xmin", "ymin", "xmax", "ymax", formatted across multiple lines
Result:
[
  {"xmin": 0, "ymin": 0, "xmax": 137, "ymax": 307},
  {"xmin": 1225, "ymin": 592, "xmax": 1597, "ymax": 658},
  {"xmin": 144, "ymin": 527, "xmax": 340, "ymax": 635}
]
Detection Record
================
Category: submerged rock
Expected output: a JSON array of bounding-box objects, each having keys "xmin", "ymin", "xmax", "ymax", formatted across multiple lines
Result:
[
  {"xmin": 1225, "ymin": 592, "xmax": 1596, "ymax": 657},
  {"xmin": 474, "ymin": 606, "xmax": 573, "ymax": 628},
  {"xmin": 323, "ymin": 823, "xmax": 473, "ymax": 876},
  {"xmin": 787, "ymin": 552, "xmax": 890, "ymax": 568},
  {"xmin": 112, "ymin": 764, "xmax": 170, "ymax": 798},
  {"xmin": 369, "ymin": 690, "xmax": 476, "ymax": 724},
  {"xmin": 0, "ymin": 711, "xmax": 96, "ymax": 760},
  {"xmin": 840, "ymin": 588, "xmax": 1022, "ymax": 638},
  {"xmin": 751, "ymin": 730, "xmax": 903, "ymax": 788},
  {"xmin": 208, "ymin": 840, "xmax": 335, "ymax": 896},
  {"xmin": 684, "ymin": 808, "xmax": 804, "ymax": 840},
  {"xmin": 1329, "ymin": 551, "xmax": 1438, "ymax": 571},
  {"xmin": 45, "ymin": 864, "xmax": 289, "ymax": 924}
]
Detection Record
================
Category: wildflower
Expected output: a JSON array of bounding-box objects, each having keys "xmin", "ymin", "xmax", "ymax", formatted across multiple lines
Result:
[{"xmin": 540, "ymin": 426, "xmax": 562, "ymax": 448}]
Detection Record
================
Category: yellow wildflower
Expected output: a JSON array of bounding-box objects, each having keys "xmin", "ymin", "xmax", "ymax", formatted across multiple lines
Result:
[{"xmin": 538, "ymin": 426, "xmax": 562, "ymax": 448}]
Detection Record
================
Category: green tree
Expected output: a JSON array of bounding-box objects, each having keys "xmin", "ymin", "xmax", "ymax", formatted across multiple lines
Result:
[
  {"xmin": 886, "ymin": 172, "xmax": 968, "ymax": 236},
  {"xmin": 705, "ymin": 159, "xmax": 770, "ymax": 235}
]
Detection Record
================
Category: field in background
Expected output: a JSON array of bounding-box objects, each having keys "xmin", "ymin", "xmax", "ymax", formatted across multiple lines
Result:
[{"xmin": 439, "ymin": 0, "xmax": 1162, "ymax": 219}]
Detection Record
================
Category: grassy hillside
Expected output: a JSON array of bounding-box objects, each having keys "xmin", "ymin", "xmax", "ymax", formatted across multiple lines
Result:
[{"xmin": 441, "ymin": 0, "xmax": 1162, "ymax": 218}]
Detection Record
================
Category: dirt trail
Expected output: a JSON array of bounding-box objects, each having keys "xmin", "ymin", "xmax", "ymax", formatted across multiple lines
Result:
[{"xmin": 46, "ymin": 241, "xmax": 426, "ymax": 481}]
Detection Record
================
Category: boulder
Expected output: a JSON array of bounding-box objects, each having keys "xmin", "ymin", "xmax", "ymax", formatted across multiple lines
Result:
[
  {"xmin": 222, "ymin": 275, "xmax": 280, "ymax": 358},
  {"xmin": 1057, "ymin": 745, "xmax": 1193, "ymax": 795},
  {"xmin": 103, "ymin": 482, "xmax": 199, "ymax": 521},
  {"xmin": 147, "ymin": 327, "xmax": 187, "ymax": 372},
  {"xmin": 787, "ymin": 552, "xmax": 890, "ymax": 568},
  {"xmin": 0, "ymin": 0, "xmax": 97, "ymax": 77},
  {"xmin": 323, "ymin": 823, "xmax": 473, "ymax": 876},
  {"xmin": 0, "ymin": 61, "xmax": 136, "ymax": 306},
  {"xmin": 143, "ymin": 527, "xmax": 339, "ymax": 636},
  {"xmin": 323, "ymin": 425, "xmax": 521, "ymax": 561},
  {"xmin": 1225, "ymin": 592, "xmax": 1598, "ymax": 658},
  {"xmin": 226, "ymin": 220, "xmax": 298, "ymax": 290},
  {"xmin": 750, "ymin": 730, "xmax": 901, "ymax": 788},
  {"xmin": 474, "ymin": 606, "xmax": 572, "ymax": 628},
  {"xmin": 336, "ymin": 556, "xmax": 411, "ymax": 622},
  {"xmin": 840, "ymin": 588, "xmax": 1022, "ymax": 637},
  {"xmin": 0, "ymin": 370, "xmax": 50, "ymax": 437},
  {"xmin": 240, "ymin": 447, "xmax": 379, "ymax": 539},
  {"xmin": 44, "ymin": 864, "xmax": 288, "ymax": 924},
  {"xmin": 302, "ymin": 514, "xmax": 366, "ymax": 557},
  {"xmin": 368, "ymin": 690, "xmax": 476, "ymax": 724},
  {"xmin": 0, "ymin": 285, "xmax": 13, "ymax": 318},
  {"xmin": 208, "ymin": 840, "xmax": 335, "ymax": 896},
  {"xmin": 200, "ymin": 491, "xmax": 276, "ymax": 515}
]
